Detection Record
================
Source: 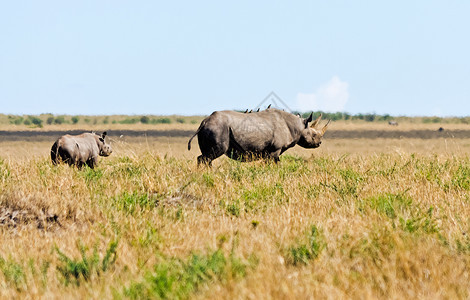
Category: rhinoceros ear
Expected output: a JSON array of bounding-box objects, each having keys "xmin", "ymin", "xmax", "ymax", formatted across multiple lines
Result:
[
  {"xmin": 101, "ymin": 131, "xmax": 107, "ymax": 139},
  {"xmin": 304, "ymin": 112, "xmax": 313, "ymax": 128}
]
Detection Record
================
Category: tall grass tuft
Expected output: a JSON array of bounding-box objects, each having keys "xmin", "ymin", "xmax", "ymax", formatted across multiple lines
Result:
[
  {"xmin": 124, "ymin": 248, "xmax": 254, "ymax": 299},
  {"xmin": 285, "ymin": 225, "xmax": 326, "ymax": 266},
  {"xmin": 55, "ymin": 240, "xmax": 118, "ymax": 286}
]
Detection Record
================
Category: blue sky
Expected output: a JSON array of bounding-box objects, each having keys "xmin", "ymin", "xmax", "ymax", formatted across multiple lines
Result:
[{"xmin": 1, "ymin": 1, "xmax": 469, "ymax": 116}]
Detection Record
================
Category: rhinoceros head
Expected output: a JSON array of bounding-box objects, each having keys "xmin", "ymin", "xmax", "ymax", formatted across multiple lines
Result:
[
  {"xmin": 297, "ymin": 114, "xmax": 330, "ymax": 149},
  {"xmin": 98, "ymin": 131, "xmax": 113, "ymax": 156}
]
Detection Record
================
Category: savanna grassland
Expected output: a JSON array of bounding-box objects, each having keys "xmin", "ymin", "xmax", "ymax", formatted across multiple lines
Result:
[{"xmin": 1, "ymin": 115, "xmax": 470, "ymax": 299}]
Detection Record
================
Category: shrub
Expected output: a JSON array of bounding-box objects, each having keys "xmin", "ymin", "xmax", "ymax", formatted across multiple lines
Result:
[
  {"xmin": 378, "ymin": 114, "xmax": 392, "ymax": 121},
  {"xmin": 28, "ymin": 116, "xmax": 43, "ymax": 128},
  {"xmin": 119, "ymin": 118, "xmax": 139, "ymax": 124},
  {"xmin": 140, "ymin": 116, "xmax": 150, "ymax": 124},
  {"xmin": 423, "ymin": 117, "xmax": 442, "ymax": 124},
  {"xmin": 151, "ymin": 118, "xmax": 171, "ymax": 124},
  {"xmin": 12, "ymin": 117, "xmax": 24, "ymax": 125},
  {"xmin": 364, "ymin": 114, "xmax": 376, "ymax": 122},
  {"xmin": 54, "ymin": 116, "xmax": 66, "ymax": 125}
]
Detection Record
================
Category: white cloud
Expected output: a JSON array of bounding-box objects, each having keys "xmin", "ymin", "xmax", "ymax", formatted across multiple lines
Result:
[{"xmin": 296, "ymin": 76, "xmax": 349, "ymax": 112}]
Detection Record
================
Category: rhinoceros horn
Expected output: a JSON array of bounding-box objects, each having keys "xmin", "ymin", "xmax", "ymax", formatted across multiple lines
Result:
[
  {"xmin": 310, "ymin": 114, "xmax": 322, "ymax": 128},
  {"xmin": 321, "ymin": 119, "xmax": 331, "ymax": 135}
]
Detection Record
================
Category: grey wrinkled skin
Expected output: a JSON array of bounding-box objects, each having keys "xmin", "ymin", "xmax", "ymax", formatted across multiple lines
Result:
[
  {"xmin": 51, "ymin": 132, "xmax": 112, "ymax": 169},
  {"xmin": 188, "ymin": 108, "xmax": 329, "ymax": 165}
]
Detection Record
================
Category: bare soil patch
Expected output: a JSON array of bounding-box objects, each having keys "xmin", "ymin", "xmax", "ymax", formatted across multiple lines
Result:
[{"xmin": 1, "ymin": 128, "xmax": 469, "ymax": 142}]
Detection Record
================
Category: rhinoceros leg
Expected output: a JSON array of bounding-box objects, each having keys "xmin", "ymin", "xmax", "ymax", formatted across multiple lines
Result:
[
  {"xmin": 86, "ymin": 157, "xmax": 96, "ymax": 169},
  {"xmin": 197, "ymin": 143, "xmax": 227, "ymax": 166},
  {"xmin": 196, "ymin": 127, "xmax": 229, "ymax": 166},
  {"xmin": 268, "ymin": 149, "xmax": 282, "ymax": 163},
  {"xmin": 58, "ymin": 148, "xmax": 74, "ymax": 166},
  {"xmin": 197, "ymin": 155, "xmax": 213, "ymax": 166}
]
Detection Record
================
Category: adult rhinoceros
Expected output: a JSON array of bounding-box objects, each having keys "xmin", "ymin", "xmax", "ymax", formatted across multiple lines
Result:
[
  {"xmin": 188, "ymin": 108, "xmax": 329, "ymax": 165},
  {"xmin": 51, "ymin": 132, "xmax": 112, "ymax": 168}
]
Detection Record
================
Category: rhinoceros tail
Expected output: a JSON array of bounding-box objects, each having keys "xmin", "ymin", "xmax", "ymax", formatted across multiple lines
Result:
[
  {"xmin": 188, "ymin": 120, "xmax": 206, "ymax": 151},
  {"xmin": 51, "ymin": 140, "xmax": 59, "ymax": 165},
  {"xmin": 188, "ymin": 133, "xmax": 197, "ymax": 151}
]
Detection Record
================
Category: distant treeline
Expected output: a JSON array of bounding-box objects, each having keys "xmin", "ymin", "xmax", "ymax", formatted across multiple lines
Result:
[
  {"xmin": 296, "ymin": 111, "xmax": 395, "ymax": 122},
  {"xmin": 295, "ymin": 111, "xmax": 470, "ymax": 124},
  {"xmin": 2, "ymin": 112, "xmax": 470, "ymax": 128},
  {"xmin": 2, "ymin": 114, "xmax": 201, "ymax": 128}
]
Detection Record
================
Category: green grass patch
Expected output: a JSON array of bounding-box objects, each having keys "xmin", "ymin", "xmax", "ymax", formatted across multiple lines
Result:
[
  {"xmin": 0, "ymin": 257, "xmax": 27, "ymax": 291},
  {"xmin": 240, "ymin": 182, "xmax": 286, "ymax": 213},
  {"xmin": 399, "ymin": 207, "xmax": 440, "ymax": 234},
  {"xmin": 322, "ymin": 167, "xmax": 365, "ymax": 201},
  {"xmin": 111, "ymin": 156, "xmax": 145, "ymax": 178},
  {"xmin": 55, "ymin": 240, "xmax": 118, "ymax": 286},
  {"xmin": 112, "ymin": 192, "xmax": 160, "ymax": 215},
  {"xmin": 366, "ymin": 192, "xmax": 413, "ymax": 219},
  {"xmin": 124, "ymin": 249, "xmax": 255, "ymax": 299},
  {"xmin": 80, "ymin": 167, "xmax": 104, "ymax": 183},
  {"xmin": 451, "ymin": 164, "xmax": 470, "ymax": 191},
  {"xmin": 285, "ymin": 225, "xmax": 326, "ymax": 266}
]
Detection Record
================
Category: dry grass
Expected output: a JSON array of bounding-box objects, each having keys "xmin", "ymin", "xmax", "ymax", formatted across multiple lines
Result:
[{"xmin": 1, "ymin": 123, "xmax": 470, "ymax": 299}]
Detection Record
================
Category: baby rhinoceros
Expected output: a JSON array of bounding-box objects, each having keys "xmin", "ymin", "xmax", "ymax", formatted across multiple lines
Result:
[{"xmin": 51, "ymin": 132, "xmax": 112, "ymax": 168}]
